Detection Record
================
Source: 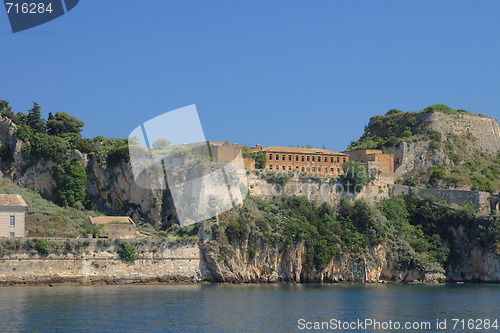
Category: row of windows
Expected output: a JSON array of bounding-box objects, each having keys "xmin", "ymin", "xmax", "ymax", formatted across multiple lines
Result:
[
  {"xmin": 268, "ymin": 154, "xmax": 345, "ymax": 164},
  {"xmin": 268, "ymin": 165, "xmax": 341, "ymax": 174}
]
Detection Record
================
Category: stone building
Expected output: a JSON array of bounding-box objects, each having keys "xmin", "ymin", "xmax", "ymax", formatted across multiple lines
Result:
[
  {"xmin": 346, "ymin": 149, "xmax": 395, "ymax": 174},
  {"xmin": 84, "ymin": 216, "xmax": 138, "ymax": 238},
  {"xmin": 262, "ymin": 146, "xmax": 349, "ymax": 176},
  {"xmin": 0, "ymin": 194, "xmax": 27, "ymax": 238}
]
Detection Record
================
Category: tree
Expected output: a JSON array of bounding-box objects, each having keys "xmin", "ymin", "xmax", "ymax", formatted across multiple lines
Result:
[
  {"xmin": 339, "ymin": 161, "xmax": 371, "ymax": 194},
  {"xmin": 152, "ymin": 138, "xmax": 171, "ymax": 150},
  {"xmin": 27, "ymin": 102, "xmax": 45, "ymax": 132},
  {"xmin": 53, "ymin": 159, "xmax": 87, "ymax": 207},
  {"xmin": 47, "ymin": 112, "xmax": 84, "ymax": 136},
  {"xmin": 0, "ymin": 100, "xmax": 15, "ymax": 121}
]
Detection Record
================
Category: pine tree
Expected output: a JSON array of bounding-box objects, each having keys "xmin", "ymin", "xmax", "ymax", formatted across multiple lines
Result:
[
  {"xmin": 47, "ymin": 112, "xmax": 84, "ymax": 136},
  {"xmin": 27, "ymin": 102, "xmax": 45, "ymax": 132},
  {"xmin": 0, "ymin": 100, "xmax": 15, "ymax": 121}
]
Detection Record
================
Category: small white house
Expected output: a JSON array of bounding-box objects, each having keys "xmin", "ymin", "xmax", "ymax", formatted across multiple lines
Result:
[{"xmin": 0, "ymin": 194, "xmax": 27, "ymax": 238}]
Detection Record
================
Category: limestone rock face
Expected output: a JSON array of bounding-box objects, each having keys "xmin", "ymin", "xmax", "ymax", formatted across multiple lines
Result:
[
  {"xmin": 199, "ymin": 235, "xmax": 445, "ymax": 283},
  {"xmin": 388, "ymin": 111, "xmax": 500, "ymax": 176},
  {"xmin": 447, "ymin": 220, "xmax": 500, "ymax": 282},
  {"xmin": 85, "ymin": 157, "xmax": 166, "ymax": 226},
  {"xmin": 389, "ymin": 140, "xmax": 446, "ymax": 176},
  {"xmin": 17, "ymin": 159, "xmax": 57, "ymax": 200}
]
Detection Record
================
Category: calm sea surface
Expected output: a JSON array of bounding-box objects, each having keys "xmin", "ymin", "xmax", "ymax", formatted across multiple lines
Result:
[{"xmin": 0, "ymin": 283, "xmax": 499, "ymax": 332}]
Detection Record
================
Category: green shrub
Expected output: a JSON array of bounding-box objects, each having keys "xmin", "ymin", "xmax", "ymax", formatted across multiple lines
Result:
[
  {"xmin": 340, "ymin": 161, "xmax": 371, "ymax": 193},
  {"xmin": 386, "ymin": 109, "xmax": 403, "ymax": 115},
  {"xmin": 423, "ymin": 104, "xmax": 456, "ymax": 113},
  {"xmin": 428, "ymin": 167, "xmax": 447, "ymax": 187},
  {"xmin": 242, "ymin": 151, "xmax": 266, "ymax": 169},
  {"xmin": 471, "ymin": 175, "xmax": 495, "ymax": 193},
  {"xmin": 264, "ymin": 172, "xmax": 290, "ymax": 186},
  {"xmin": 33, "ymin": 238, "xmax": 49, "ymax": 256},
  {"xmin": 107, "ymin": 145, "xmax": 130, "ymax": 167},
  {"xmin": 0, "ymin": 144, "xmax": 13, "ymax": 164},
  {"xmin": 247, "ymin": 245, "xmax": 256, "ymax": 260},
  {"xmin": 85, "ymin": 224, "xmax": 104, "ymax": 237},
  {"xmin": 225, "ymin": 217, "xmax": 250, "ymax": 244},
  {"xmin": 117, "ymin": 243, "xmax": 138, "ymax": 262},
  {"xmin": 398, "ymin": 173, "xmax": 417, "ymax": 187},
  {"xmin": 427, "ymin": 130, "xmax": 442, "ymax": 143}
]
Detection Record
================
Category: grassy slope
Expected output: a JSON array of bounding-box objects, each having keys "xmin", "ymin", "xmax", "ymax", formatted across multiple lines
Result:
[{"xmin": 0, "ymin": 178, "xmax": 101, "ymax": 237}]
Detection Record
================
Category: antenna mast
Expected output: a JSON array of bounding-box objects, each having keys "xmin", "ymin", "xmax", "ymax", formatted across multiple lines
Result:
[{"xmin": 468, "ymin": 90, "xmax": 471, "ymax": 113}]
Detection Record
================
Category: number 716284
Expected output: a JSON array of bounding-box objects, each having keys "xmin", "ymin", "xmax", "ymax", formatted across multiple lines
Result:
[{"xmin": 5, "ymin": 2, "xmax": 54, "ymax": 14}]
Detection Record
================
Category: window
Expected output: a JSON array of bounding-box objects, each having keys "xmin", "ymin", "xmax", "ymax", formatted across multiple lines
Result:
[
  {"xmin": 324, "ymin": 157, "xmax": 327, "ymax": 163},
  {"xmin": 343, "ymin": 157, "xmax": 346, "ymax": 163},
  {"xmin": 337, "ymin": 168, "xmax": 340, "ymax": 173},
  {"xmin": 312, "ymin": 167, "xmax": 315, "ymax": 172},
  {"xmin": 10, "ymin": 232, "xmax": 15, "ymax": 238},
  {"xmin": 269, "ymin": 154, "xmax": 273, "ymax": 161},
  {"xmin": 324, "ymin": 169, "xmax": 327, "ymax": 174},
  {"xmin": 295, "ymin": 155, "xmax": 299, "ymax": 162},
  {"xmin": 269, "ymin": 165, "xmax": 273, "ymax": 170},
  {"xmin": 288, "ymin": 155, "xmax": 292, "ymax": 161},
  {"xmin": 331, "ymin": 157, "xmax": 333, "ymax": 163},
  {"xmin": 288, "ymin": 166, "xmax": 292, "ymax": 171},
  {"xmin": 282, "ymin": 155, "xmax": 286, "ymax": 161},
  {"xmin": 337, "ymin": 157, "xmax": 340, "ymax": 163},
  {"xmin": 331, "ymin": 168, "xmax": 334, "ymax": 172},
  {"xmin": 307, "ymin": 156, "xmax": 310, "ymax": 162},
  {"xmin": 276, "ymin": 154, "xmax": 279, "ymax": 160},
  {"xmin": 302, "ymin": 167, "xmax": 305, "ymax": 172},
  {"xmin": 282, "ymin": 166, "xmax": 285, "ymax": 170},
  {"xmin": 296, "ymin": 166, "xmax": 299, "ymax": 170},
  {"xmin": 312, "ymin": 156, "xmax": 315, "ymax": 162},
  {"xmin": 9, "ymin": 215, "xmax": 15, "ymax": 228},
  {"xmin": 301, "ymin": 156, "xmax": 304, "ymax": 162},
  {"xmin": 318, "ymin": 167, "xmax": 321, "ymax": 172}
]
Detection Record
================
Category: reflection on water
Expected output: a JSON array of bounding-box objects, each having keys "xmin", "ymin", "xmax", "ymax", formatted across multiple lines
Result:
[{"xmin": 0, "ymin": 284, "xmax": 499, "ymax": 332}]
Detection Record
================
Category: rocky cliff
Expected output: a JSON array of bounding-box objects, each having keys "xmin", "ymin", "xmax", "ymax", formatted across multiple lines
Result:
[
  {"xmin": 446, "ymin": 216, "xmax": 500, "ymax": 282},
  {"xmin": 197, "ymin": 220, "xmax": 447, "ymax": 284},
  {"xmin": 199, "ymin": 237, "xmax": 445, "ymax": 283},
  {"xmin": 0, "ymin": 116, "xmax": 174, "ymax": 227}
]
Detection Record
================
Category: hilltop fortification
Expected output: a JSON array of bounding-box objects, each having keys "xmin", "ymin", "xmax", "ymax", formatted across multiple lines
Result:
[{"xmin": 350, "ymin": 106, "xmax": 500, "ymax": 192}]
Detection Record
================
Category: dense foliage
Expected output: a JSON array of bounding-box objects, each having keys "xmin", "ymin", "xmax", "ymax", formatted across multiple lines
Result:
[
  {"xmin": 348, "ymin": 104, "xmax": 462, "ymax": 151},
  {"xmin": 242, "ymin": 150, "xmax": 266, "ymax": 169},
  {"xmin": 0, "ymin": 100, "xmax": 131, "ymax": 167},
  {"xmin": 53, "ymin": 159, "xmax": 87, "ymax": 207},
  {"xmin": 117, "ymin": 242, "xmax": 139, "ymax": 262},
  {"xmin": 212, "ymin": 193, "xmax": 475, "ymax": 273},
  {"xmin": 262, "ymin": 171, "xmax": 291, "ymax": 186},
  {"xmin": 339, "ymin": 161, "xmax": 371, "ymax": 194}
]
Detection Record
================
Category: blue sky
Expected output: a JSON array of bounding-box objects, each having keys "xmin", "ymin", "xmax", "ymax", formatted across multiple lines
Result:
[{"xmin": 1, "ymin": 1, "xmax": 499, "ymax": 152}]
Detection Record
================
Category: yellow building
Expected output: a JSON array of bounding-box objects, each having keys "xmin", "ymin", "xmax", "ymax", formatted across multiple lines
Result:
[
  {"xmin": 0, "ymin": 194, "xmax": 27, "ymax": 238},
  {"xmin": 346, "ymin": 149, "xmax": 395, "ymax": 174},
  {"xmin": 262, "ymin": 146, "xmax": 348, "ymax": 176}
]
